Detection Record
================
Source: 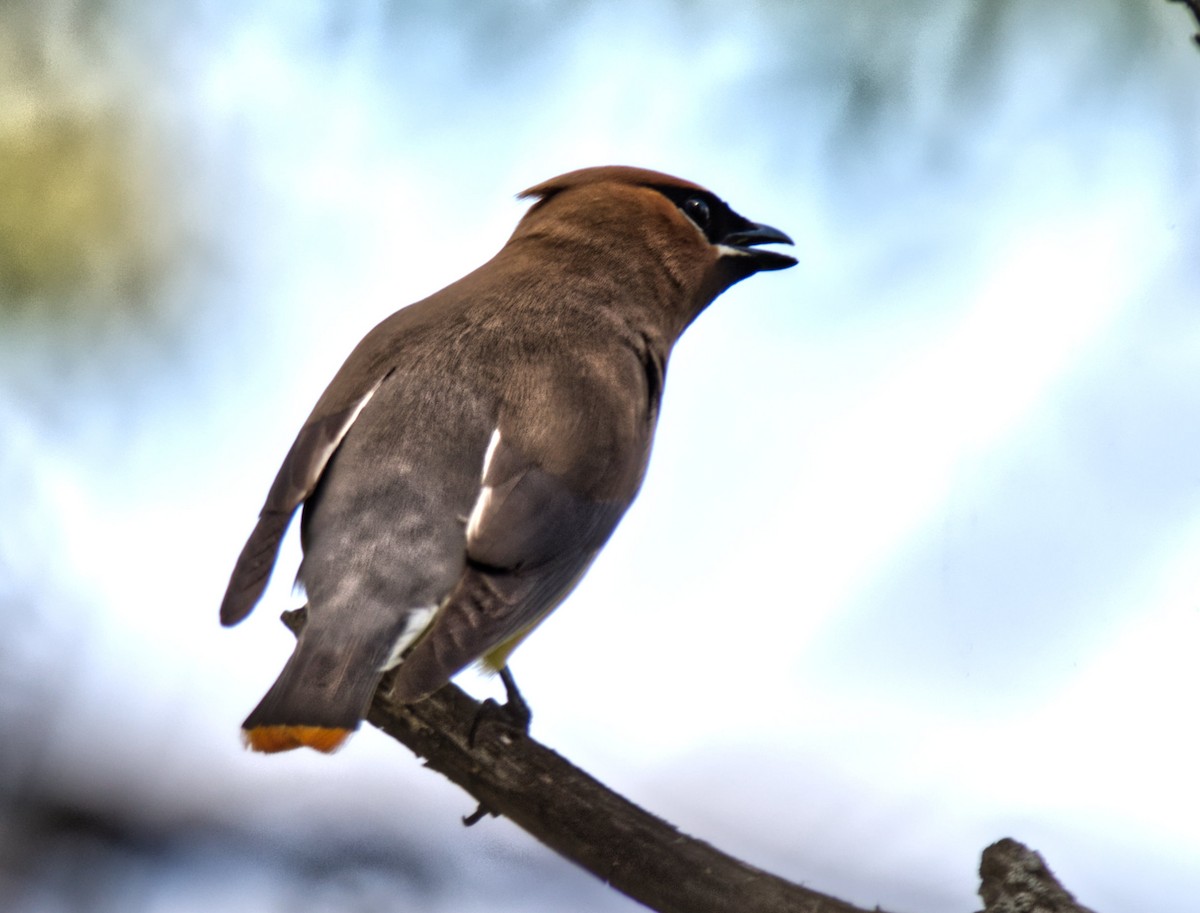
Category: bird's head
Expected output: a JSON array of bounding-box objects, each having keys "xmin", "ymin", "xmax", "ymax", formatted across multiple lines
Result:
[{"xmin": 513, "ymin": 165, "xmax": 796, "ymax": 330}]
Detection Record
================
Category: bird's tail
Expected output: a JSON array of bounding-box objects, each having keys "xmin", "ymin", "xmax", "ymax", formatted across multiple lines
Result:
[
  {"xmin": 245, "ymin": 723, "xmax": 352, "ymax": 754},
  {"xmin": 241, "ymin": 627, "xmax": 389, "ymax": 754}
]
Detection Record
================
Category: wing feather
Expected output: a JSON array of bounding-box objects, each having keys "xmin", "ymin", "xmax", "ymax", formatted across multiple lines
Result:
[
  {"xmin": 219, "ymin": 378, "xmax": 386, "ymax": 626},
  {"xmin": 389, "ymin": 426, "xmax": 628, "ymax": 701}
]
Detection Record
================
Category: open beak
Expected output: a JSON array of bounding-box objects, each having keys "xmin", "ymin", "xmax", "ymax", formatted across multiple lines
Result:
[{"xmin": 720, "ymin": 221, "xmax": 797, "ymax": 272}]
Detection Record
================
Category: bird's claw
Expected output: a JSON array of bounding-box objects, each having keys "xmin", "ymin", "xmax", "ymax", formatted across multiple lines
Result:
[
  {"xmin": 467, "ymin": 666, "xmax": 532, "ymax": 748},
  {"xmin": 462, "ymin": 802, "xmax": 496, "ymax": 827}
]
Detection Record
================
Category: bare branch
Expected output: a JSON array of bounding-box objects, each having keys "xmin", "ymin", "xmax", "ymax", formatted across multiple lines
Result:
[
  {"xmin": 367, "ymin": 674, "xmax": 873, "ymax": 913},
  {"xmin": 280, "ymin": 609, "xmax": 1099, "ymax": 913},
  {"xmin": 977, "ymin": 839, "xmax": 1098, "ymax": 913}
]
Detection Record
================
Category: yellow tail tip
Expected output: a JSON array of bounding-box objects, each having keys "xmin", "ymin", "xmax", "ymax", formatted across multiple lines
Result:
[{"xmin": 243, "ymin": 725, "xmax": 352, "ymax": 754}]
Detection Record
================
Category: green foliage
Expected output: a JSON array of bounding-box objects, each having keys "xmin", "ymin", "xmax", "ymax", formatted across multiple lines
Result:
[{"xmin": 0, "ymin": 104, "xmax": 173, "ymax": 312}]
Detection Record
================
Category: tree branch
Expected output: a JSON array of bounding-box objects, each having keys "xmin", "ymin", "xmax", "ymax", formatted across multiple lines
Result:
[
  {"xmin": 367, "ymin": 675, "xmax": 870, "ymax": 913},
  {"xmin": 977, "ymin": 839, "xmax": 1098, "ymax": 913},
  {"xmin": 281, "ymin": 609, "xmax": 1098, "ymax": 912}
]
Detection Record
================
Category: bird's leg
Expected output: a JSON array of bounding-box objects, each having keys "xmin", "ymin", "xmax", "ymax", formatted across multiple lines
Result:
[
  {"xmin": 467, "ymin": 665, "xmax": 532, "ymax": 748},
  {"xmin": 497, "ymin": 666, "xmax": 532, "ymax": 729},
  {"xmin": 460, "ymin": 669, "xmax": 531, "ymax": 826}
]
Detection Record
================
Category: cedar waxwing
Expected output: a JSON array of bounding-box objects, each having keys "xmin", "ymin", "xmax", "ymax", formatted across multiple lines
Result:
[{"xmin": 221, "ymin": 165, "xmax": 796, "ymax": 753}]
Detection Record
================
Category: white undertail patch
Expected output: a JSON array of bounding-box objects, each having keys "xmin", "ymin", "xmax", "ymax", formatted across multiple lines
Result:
[{"xmin": 381, "ymin": 605, "xmax": 438, "ymax": 670}]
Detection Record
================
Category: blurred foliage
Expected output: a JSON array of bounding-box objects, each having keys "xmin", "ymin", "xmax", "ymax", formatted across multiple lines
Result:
[
  {"xmin": 0, "ymin": 103, "xmax": 173, "ymax": 312},
  {"xmin": 0, "ymin": 2, "xmax": 185, "ymax": 325}
]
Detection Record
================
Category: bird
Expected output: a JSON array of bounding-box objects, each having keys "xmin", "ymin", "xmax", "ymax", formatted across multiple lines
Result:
[{"xmin": 220, "ymin": 165, "xmax": 796, "ymax": 754}]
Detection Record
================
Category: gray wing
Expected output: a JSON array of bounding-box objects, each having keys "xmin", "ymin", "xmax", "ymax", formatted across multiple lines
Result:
[
  {"xmin": 465, "ymin": 428, "xmax": 625, "ymax": 572},
  {"xmin": 388, "ymin": 426, "xmax": 635, "ymax": 702},
  {"xmin": 219, "ymin": 376, "xmax": 386, "ymax": 627}
]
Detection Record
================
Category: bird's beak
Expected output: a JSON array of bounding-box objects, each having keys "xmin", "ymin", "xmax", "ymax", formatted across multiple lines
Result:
[{"xmin": 720, "ymin": 221, "xmax": 797, "ymax": 272}]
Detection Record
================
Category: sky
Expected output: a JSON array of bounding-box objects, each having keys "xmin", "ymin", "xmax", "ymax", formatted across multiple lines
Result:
[{"xmin": 2, "ymin": 2, "xmax": 1199, "ymax": 912}]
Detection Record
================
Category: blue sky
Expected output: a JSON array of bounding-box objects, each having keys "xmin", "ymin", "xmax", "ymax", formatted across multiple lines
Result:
[{"xmin": 3, "ymin": 2, "xmax": 1200, "ymax": 911}]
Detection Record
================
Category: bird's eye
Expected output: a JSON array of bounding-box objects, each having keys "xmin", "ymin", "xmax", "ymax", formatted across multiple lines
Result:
[{"xmin": 682, "ymin": 197, "xmax": 711, "ymax": 230}]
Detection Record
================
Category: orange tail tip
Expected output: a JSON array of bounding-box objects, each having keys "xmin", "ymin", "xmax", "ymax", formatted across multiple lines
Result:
[{"xmin": 243, "ymin": 725, "xmax": 352, "ymax": 754}]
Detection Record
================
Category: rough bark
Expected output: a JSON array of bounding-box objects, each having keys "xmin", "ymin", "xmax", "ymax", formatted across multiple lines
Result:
[
  {"xmin": 282, "ymin": 609, "xmax": 1099, "ymax": 913},
  {"xmin": 976, "ymin": 839, "xmax": 1098, "ymax": 913},
  {"xmin": 368, "ymin": 676, "xmax": 868, "ymax": 913}
]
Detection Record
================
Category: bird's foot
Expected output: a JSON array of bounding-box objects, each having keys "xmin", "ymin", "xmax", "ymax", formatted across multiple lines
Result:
[{"xmin": 468, "ymin": 666, "xmax": 532, "ymax": 748}]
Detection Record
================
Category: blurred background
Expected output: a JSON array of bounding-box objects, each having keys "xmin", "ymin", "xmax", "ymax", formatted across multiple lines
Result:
[{"xmin": 2, "ymin": 1, "xmax": 1198, "ymax": 911}]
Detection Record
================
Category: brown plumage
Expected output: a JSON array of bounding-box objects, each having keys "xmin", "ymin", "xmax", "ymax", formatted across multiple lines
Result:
[{"xmin": 221, "ymin": 165, "xmax": 795, "ymax": 753}]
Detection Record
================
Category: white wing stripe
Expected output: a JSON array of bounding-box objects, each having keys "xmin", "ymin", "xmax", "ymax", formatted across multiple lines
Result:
[
  {"xmin": 480, "ymin": 427, "xmax": 501, "ymax": 481},
  {"xmin": 466, "ymin": 485, "xmax": 493, "ymax": 543},
  {"xmin": 309, "ymin": 378, "xmax": 386, "ymax": 483},
  {"xmin": 465, "ymin": 426, "xmax": 501, "ymax": 544}
]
